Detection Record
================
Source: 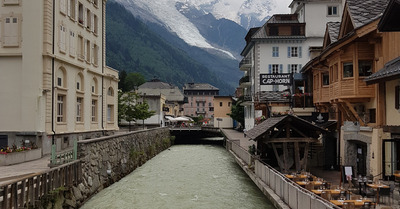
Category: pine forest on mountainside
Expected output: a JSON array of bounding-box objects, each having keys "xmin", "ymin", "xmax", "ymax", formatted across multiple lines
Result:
[{"xmin": 105, "ymin": 2, "xmax": 235, "ymax": 95}]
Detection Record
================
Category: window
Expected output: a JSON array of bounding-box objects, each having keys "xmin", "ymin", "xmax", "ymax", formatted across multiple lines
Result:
[
  {"xmin": 290, "ymin": 64, "xmax": 298, "ymax": 73},
  {"xmin": 269, "ymin": 64, "xmax": 281, "ymax": 74},
  {"xmin": 59, "ymin": 25, "xmax": 67, "ymax": 53},
  {"xmin": 93, "ymin": 14, "xmax": 98, "ymax": 34},
  {"xmin": 91, "ymin": 100, "xmax": 97, "ymax": 122},
  {"xmin": 57, "ymin": 68, "xmax": 66, "ymax": 88},
  {"xmin": 60, "ymin": 0, "xmax": 67, "ymax": 14},
  {"xmin": 228, "ymin": 102, "xmax": 231, "ymax": 107},
  {"xmin": 91, "ymin": 78, "xmax": 98, "ymax": 94},
  {"xmin": 76, "ymin": 73, "xmax": 83, "ymax": 91},
  {"xmin": 107, "ymin": 87, "xmax": 114, "ymax": 96},
  {"xmin": 269, "ymin": 26, "xmax": 278, "ymax": 36},
  {"xmin": 358, "ymin": 60, "xmax": 373, "ymax": 77},
  {"xmin": 322, "ymin": 73, "xmax": 329, "ymax": 86},
  {"xmin": 219, "ymin": 102, "xmax": 223, "ymax": 107},
  {"xmin": 209, "ymin": 107, "xmax": 214, "ymax": 111},
  {"xmin": 78, "ymin": 35, "xmax": 84, "ymax": 60},
  {"xmin": 209, "ymin": 102, "xmax": 211, "ymax": 107},
  {"xmin": 292, "ymin": 26, "xmax": 301, "ymax": 35},
  {"xmin": 328, "ymin": 6, "xmax": 338, "ymax": 16},
  {"xmin": 58, "ymin": 77, "xmax": 63, "ymax": 87},
  {"xmin": 85, "ymin": 40, "xmax": 91, "ymax": 63},
  {"xmin": 93, "ymin": 0, "xmax": 98, "ymax": 7},
  {"xmin": 68, "ymin": 0, "xmax": 76, "ymax": 20},
  {"xmin": 368, "ymin": 109, "xmax": 376, "ymax": 123},
  {"xmin": 86, "ymin": 9, "xmax": 91, "ymax": 30},
  {"xmin": 93, "ymin": 44, "xmax": 99, "ymax": 66},
  {"xmin": 343, "ymin": 62, "xmax": 353, "ymax": 78},
  {"xmin": 69, "ymin": 30, "xmax": 76, "ymax": 57},
  {"xmin": 57, "ymin": 95, "xmax": 66, "ymax": 122},
  {"xmin": 107, "ymin": 105, "xmax": 114, "ymax": 122},
  {"xmin": 272, "ymin": 47, "xmax": 279, "ymax": 57},
  {"xmin": 4, "ymin": 17, "xmax": 19, "ymax": 47},
  {"xmin": 78, "ymin": 2, "xmax": 84, "ymax": 25},
  {"xmin": 76, "ymin": 97, "xmax": 83, "ymax": 122},
  {"xmin": 395, "ymin": 86, "xmax": 400, "ymax": 110},
  {"xmin": 288, "ymin": 47, "xmax": 301, "ymax": 58},
  {"xmin": 273, "ymin": 85, "xmax": 279, "ymax": 92}
]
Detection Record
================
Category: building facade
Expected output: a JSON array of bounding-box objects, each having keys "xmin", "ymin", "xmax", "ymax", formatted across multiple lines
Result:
[
  {"xmin": 213, "ymin": 96, "xmax": 233, "ymax": 128},
  {"xmin": 183, "ymin": 83, "xmax": 219, "ymax": 121},
  {"xmin": 239, "ymin": 1, "xmax": 342, "ymax": 130},
  {"xmin": 0, "ymin": 0, "xmax": 118, "ymax": 154}
]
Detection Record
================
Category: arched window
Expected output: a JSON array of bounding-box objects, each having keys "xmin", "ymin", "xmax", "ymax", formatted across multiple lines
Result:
[
  {"xmin": 56, "ymin": 67, "xmax": 67, "ymax": 88},
  {"xmin": 76, "ymin": 73, "xmax": 84, "ymax": 91},
  {"xmin": 91, "ymin": 77, "xmax": 98, "ymax": 94},
  {"xmin": 107, "ymin": 87, "xmax": 114, "ymax": 96}
]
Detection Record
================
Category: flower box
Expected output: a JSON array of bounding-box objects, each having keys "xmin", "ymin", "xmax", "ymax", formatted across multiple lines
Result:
[{"xmin": 0, "ymin": 148, "xmax": 42, "ymax": 166}]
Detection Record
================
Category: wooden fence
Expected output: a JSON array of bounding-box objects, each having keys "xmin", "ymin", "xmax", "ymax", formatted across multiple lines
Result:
[{"xmin": 0, "ymin": 160, "xmax": 81, "ymax": 209}]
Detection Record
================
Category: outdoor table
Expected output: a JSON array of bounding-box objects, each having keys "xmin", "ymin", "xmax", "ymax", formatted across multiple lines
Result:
[
  {"xmin": 330, "ymin": 199, "xmax": 371, "ymax": 207},
  {"xmin": 296, "ymin": 181, "xmax": 323, "ymax": 186},
  {"xmin": 311, "ymin": 189, "xmax": 341, "ymax": 195},
  {"xmin": 366, "ymin": 183, "xmax": 389, "ymax": 204},
  {"xmin": 394, "ymin": 173, "xmax": 400, "ymax": 178},
  {"xmin": 285, "ymin": 174, "xmax": 308, "ymax": 179}
]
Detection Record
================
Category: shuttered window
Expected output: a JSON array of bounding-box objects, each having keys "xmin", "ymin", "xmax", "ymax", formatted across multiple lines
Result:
[
  {"xmin": 60, "ymin": 0, "xmax": 67, "ymax": 14},
  {"xmin": 4, "ymin": 17, "xmax": 19, "ymax": 47},
  {"xmin": 59, "ymin": 25, "xmax": 67, "ymax": 53},
  {"xmin": 69, "ymin": 30, "xmax": 76, "ymax": 57}
]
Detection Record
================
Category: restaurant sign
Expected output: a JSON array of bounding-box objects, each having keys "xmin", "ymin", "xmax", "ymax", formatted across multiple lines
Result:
[{"xmin": 260, "ymin": 74, "xmax": 292, "ymax": 85}]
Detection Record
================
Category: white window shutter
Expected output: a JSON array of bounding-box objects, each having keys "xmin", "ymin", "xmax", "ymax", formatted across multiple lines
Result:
[
  {"xmin": 60, "ymin": 0, "xmax": 66, "ymax": 14},
  {"xmin": 67, "ymin": 0, "xmax": 71, "ymax": 16},
  {"xmin": 84, "ymin": 39, "xmax": 87, "ymax": 60},
  {"xmin": 83, "ymin": 7, "xmax": 86, "ymax": 26},
  {"xmin": 75, "ymin": 1, "xmax": 78, "ymax": 21},
  {"xmin": 91, "ymin": 13, "xmax": 94, "ymax": 32}
]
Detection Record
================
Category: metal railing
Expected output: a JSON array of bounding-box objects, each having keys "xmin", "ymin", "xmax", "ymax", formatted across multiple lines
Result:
[{"xmin": 50, "ymin": 139, "xmax": 77, "ymax": 167}]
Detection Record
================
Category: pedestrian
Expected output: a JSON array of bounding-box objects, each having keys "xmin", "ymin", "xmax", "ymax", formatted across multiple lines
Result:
[{"xmin": 243, "ymin": 128, "xmax": 247, "ymax": 137}]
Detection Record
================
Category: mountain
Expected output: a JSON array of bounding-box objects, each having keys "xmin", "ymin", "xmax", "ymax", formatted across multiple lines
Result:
[{"xmin": 106, "ymin": 2, "xmax": 234, "ymax": 95}]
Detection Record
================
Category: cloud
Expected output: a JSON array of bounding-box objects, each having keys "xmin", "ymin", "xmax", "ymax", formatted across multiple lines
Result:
[{"xmin": 272, "ymin": 0, "xmax": 292, "ymax": 14}]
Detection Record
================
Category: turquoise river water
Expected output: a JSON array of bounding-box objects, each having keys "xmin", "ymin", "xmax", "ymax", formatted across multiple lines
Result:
[{"xmin": 81, "ymin": 142, "xmax": 275, "ymax": 209}]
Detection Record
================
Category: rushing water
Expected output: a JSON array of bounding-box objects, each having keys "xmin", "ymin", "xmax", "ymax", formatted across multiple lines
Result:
[{"xmin": 81, "ymin": 142, "xmax": 275, "ymax": 209}]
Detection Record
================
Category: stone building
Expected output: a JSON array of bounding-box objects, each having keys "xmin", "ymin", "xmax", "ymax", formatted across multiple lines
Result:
[{"xmin": 0, "ymin": 0, "xmax": 119, "ymax": 155}]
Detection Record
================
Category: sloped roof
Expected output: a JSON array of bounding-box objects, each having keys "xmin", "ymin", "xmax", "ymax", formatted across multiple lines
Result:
[
  {"xmin": 183, "ymin": 83, "xmax": 219, "ymax": 91},
  {"xmin": 378, "ymin": 0, "xmax": 400, "ymax": 31},
  {"xmin": 347, "ymin": 0, "xmax": 389, "ymax": 29},
  {"xmin": 138, "ymin": 80, "xmax": 184, "ymax": 102},
  {"xmin": 365, "ymin": 56, "xmax": 400, "ymax": 84},
  {"xmin": 327, "ymin": 22, "xmax": 341, "ymax": 43},
  {"xmin": 246, "ymin": 115, "xmax": 326, "ymax": 141}
]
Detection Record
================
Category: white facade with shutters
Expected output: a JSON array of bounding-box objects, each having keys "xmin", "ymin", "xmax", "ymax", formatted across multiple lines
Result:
[{"xmin": 0, "ymin": 0, "xmax": 118, "ymax": 154}]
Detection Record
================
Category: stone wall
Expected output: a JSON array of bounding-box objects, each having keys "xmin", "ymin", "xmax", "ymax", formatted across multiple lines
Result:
[{"xmin": 70, "ymin": 128, "xmax": 171, "ymax": 207}]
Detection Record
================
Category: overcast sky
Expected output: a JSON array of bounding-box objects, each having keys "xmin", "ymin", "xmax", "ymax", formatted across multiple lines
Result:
[{"xmin": 273, "ymin": 0, "xmax": 293, "ymax": 14}]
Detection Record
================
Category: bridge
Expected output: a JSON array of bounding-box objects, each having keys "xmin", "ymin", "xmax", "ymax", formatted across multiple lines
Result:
[{"xmin": 169, "ymin": 126, "xmax": 222, "ymax": 141}]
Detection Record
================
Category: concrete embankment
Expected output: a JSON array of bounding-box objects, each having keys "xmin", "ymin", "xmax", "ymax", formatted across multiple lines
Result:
[{"xmin": 69, "ymin": 127, "xmax": 172, "ymax": 207}]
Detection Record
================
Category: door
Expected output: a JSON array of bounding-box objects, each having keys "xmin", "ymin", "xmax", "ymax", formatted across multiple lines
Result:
[
  {"xmin": 356, "ymin": 144, "xmax": 367, "ymax": 176},
  {"xmin": 383, "ymin": 139, "xmax": 400, "ymax": 178}
]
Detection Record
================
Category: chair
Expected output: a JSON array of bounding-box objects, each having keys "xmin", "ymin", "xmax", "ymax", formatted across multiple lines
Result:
[
  {"xmin": 321, "ymin": 191, "xmax": 331, "ymax": 201},
  {"xmin": 350, "ymin": 194, "xmax": 362, "ymax": 200},
  {"xmin": 378, "ymin": 187, "xmax": 390, "ymax": 204},
  {"xmin": 342, "ymin": 202, "xmax": 355, "ymax": 209},
  {"xmin": 389, "ymin": 181, "xmax": 396, "ymax": 204},
  {"xmin": 305, "ymin": 182, "xmax": 315, "ymax": 191},
  {"xmin": 361, "ymin": 201, "xmax": 373, "ymax": 209}
]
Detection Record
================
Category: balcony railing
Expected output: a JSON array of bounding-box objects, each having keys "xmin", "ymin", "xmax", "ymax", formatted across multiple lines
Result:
[
  {"xmin": 239, "ymin": 75, "xmax": 250, "ymax": 86},
  {"xmin": 244, "ymin": 94, "xmax": 252, "ymax": 101},
  {"xmin": 239, "ymin": 58, "xmax": 251, "ymax": 70}
]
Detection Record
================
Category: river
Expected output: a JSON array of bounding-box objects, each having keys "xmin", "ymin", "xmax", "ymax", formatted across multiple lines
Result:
[{"xmin": 81, "ymin": 141, "xmax": 275, "ymax": 209}]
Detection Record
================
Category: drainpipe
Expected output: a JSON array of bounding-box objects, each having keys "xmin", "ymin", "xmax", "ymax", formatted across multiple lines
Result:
[
  {"xmin": 51, "ymin": 0, "xmax": 56, "ymax": 145},
  {"xmin": 101, "ymin": 2, "xmax": 105, "ymax": 135}
]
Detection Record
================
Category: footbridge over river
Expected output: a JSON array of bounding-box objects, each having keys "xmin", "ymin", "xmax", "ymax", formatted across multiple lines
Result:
[{"xmin": 169, "ymin": 126, "xmax": 222, "ymax": 140}]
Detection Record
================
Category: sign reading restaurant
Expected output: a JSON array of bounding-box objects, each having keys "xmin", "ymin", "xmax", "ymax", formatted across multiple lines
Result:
[{"xmin": 260, "ymin": 74, "xmax": 292, "ymax": 85}]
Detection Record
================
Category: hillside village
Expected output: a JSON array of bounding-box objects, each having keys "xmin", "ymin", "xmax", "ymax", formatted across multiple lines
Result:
[{"xmin": 1, "ymin": 0, "xmax": 400, "ymax": 208}]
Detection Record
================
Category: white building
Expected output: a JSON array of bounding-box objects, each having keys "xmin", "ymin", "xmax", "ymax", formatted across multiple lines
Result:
[
  {"xmin": 0, "ymin": 0, "xmax": 119, "ymax": 154},
  {"xmin": 240, "ymin": 0, "xmax": 342, "ymax": 130}
]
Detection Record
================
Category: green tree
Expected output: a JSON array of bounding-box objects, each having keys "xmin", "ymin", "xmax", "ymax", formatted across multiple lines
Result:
[
  {"xmin": 134, "ymin": 101, "xmax": 155, "ymax": 129},
  {"xmin": 119, "ymin": 70, "xmax": 128, "ymax": 92},
  {"xmin": 228, "ymin": 97, "xmax": 244, "ymax": 128},
  {"xmin": 125, "ymin": 72, "xmax": 146, "ymax": 91}
]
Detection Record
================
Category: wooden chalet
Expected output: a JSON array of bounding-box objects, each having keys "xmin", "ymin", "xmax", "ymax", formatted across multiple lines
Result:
[
  {"xmin": 302, "ymin": 0, "xmax": 391, "ymax": 177},
  {"xmin": 246, "ymin": 115, "xmax": 326, "ymax": 173}
]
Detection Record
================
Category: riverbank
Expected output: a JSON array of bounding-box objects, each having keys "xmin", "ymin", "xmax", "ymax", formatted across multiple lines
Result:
[{"xmin": 221, "ymin": 128, "xmax": 290, "ymax": 209}]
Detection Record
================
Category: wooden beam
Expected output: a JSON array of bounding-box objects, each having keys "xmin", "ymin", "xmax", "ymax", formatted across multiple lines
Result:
[
  {"xmin": 272, "ymin": 143, "xmax": 284, "ymax": 172},
  {"xmin": 266, "ymin": 138, "xmax": 319, "ymax": 143},
  {"xmin": 342, "ymin": 100, "xmax": 366, "ymax": 126},
  {"xmin": 300, "ymin": 143, "xmax": 310, "ymax": 171},
  {"xmin": 294, "ymin": 142, "xmax": 301, "ymax": 171}
]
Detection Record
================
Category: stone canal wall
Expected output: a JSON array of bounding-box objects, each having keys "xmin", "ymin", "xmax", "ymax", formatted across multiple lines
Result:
[{"xmin": 71, "ymin": 127, "xmax": 171, "ymax": 207}]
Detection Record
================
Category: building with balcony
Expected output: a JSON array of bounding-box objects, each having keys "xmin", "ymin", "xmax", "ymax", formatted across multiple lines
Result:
[
  {"xmin": 0, "ymin": 0, "xmax": 119, "ymax": 155},
  {"xmin": 183, "ymin": 83, "xmax": 219, "ymax": 121},
  {"xmin": 302, "ymin": 0, "xmax": 392, "ymax": 177},
  {"xmin": 239, "ymin": 1, "xmax": 342, "ymax": 130}
]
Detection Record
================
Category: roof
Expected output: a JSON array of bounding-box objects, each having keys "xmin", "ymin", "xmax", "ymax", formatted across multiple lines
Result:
[
  {"xmin": 378, "ymin": 0, "xmax": 400, "ymax": 31},
  {"xmin": 327, "ymin": 22, "xmax": 341, "ymax": 43},
  {"xmin": 347, "ymin": 0, "xmax": 389, "ymax": 29},
  {"xmin": 267, "ymin": 14, "xmax": 299, "ymax": 24},
  {"xmin": 138, "ymin": 80, "xmax": 184, "ymax": 102},
  {"xmin": 365, "ymin": 56, "xmax": 400, "ymax": 84},
  {"xmin": 246, "ymin": 114, "xmax": 326, "ymax": 141},
  {"xmin": 183, "ymin": 83, "xmax": 219, "ymax": 91}
]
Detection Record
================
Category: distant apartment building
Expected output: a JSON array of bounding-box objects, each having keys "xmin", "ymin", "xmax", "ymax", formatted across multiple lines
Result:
[
  {"xmin": 183, "ymin": 83, "xmax": 219, "ymax": 120},
  {"xmin": 0, "ymin": 0, "xmax": 119, "ymax": 154},
  {"xmin": 239, "ymin": 0, "xmax": 342, "ymax": 130},
  {"xmin": 213, "ymin": 96, "xmax": 233, "ymax": 128},
  {"xmin": 137, "ymin": 79, "xmax": 185, "ymax": 126}
]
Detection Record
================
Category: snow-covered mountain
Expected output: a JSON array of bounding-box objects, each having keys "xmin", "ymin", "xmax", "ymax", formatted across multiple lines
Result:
[{"xmin": 111, "ymin": 0, "xmax": 289, "ymax": 59}]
